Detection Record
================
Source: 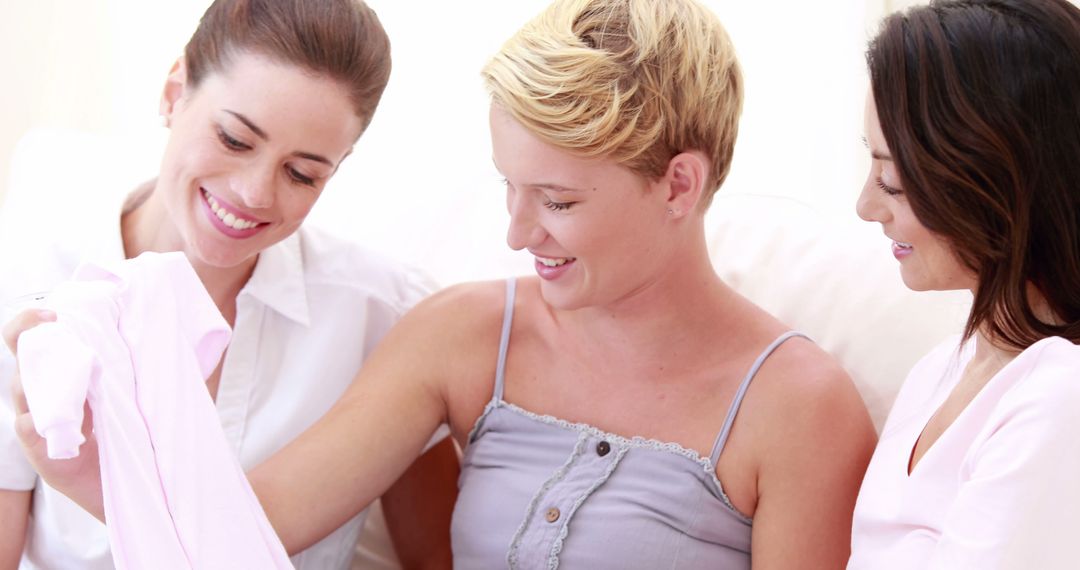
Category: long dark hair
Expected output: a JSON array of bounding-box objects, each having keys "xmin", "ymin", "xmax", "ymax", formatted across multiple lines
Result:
[{"xmin": 867, "ymin": 0, "xmax": 1080, "ymax": 349}]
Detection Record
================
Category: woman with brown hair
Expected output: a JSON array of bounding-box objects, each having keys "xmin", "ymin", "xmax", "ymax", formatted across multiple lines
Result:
[
  {"xmin": 850, "ymin": 0, "xmax": 1080, "ymax": 567},
  {"xmin": 0, "ymin": 0, "xmax": 458, "ymax": 568}
]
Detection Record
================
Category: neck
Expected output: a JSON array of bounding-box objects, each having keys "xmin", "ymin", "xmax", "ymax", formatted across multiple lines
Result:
[
  {"xmin": 970, "ymin": 328, "xmax": 1021, "ymax": 370},
  {"xmin": 563, "ymin": 220, "xmax": 737, "ymax": 359},
  {"xmin": 967, "ymin": 281, "xmax": 1060, "ymax": 367},
  {"xmin": 120, "ymin": 180, "xmax": 255, "ymax": 323}
]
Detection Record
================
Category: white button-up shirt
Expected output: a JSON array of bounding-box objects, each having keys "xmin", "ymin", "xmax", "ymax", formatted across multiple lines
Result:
[{"xmin": 0, "ymin": 182, "xmax": 436, "ymax": 569}]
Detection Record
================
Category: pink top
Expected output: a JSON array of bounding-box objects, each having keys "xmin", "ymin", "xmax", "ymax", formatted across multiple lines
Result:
[
  {"xmin": 849, "ymin": 335, "xmax": 1080, "ymax": 569},
  {"xmin": 18, "ymin": 252, "xmax": 292, "ymax": 569}
]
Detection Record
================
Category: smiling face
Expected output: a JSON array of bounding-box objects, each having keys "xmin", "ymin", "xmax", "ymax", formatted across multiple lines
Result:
[
  {"xmin": 857, "ymin": 93, "xmax": 976, "ymax": 292},
  {"xmin": 490, "ymin": 104, "xmax": 677, "ymax": 311},
  {"xmin": 152, "ymin": 51, "xmax": 364, "ymax": 271}
]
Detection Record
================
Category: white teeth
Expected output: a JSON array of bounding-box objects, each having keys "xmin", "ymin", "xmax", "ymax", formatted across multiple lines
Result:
[
  {"xmin": 202, "ymin": 189, "xmax": 259, "ymax": 230},
  {"xmin": 896, "ymin": 241, "xmax": 913, "ymax": 248},
  {"xmin": 537, "ymin": 257, "xmax": 572, "ymax": 267}
]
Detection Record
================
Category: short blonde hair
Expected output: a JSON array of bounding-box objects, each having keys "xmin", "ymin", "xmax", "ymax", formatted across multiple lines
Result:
[{"xmin": 482, "ymin": 0, "xmax": 743, "ymax": 205}]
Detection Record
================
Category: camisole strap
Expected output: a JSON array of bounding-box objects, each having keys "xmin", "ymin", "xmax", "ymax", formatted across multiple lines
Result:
[
  {"xmin": 708, "ymin": 330, "xmax": 809, "ymax": 466},
  {"xmin": 492, "ymin": 278, "xmax": 517, "ymax": 402}
]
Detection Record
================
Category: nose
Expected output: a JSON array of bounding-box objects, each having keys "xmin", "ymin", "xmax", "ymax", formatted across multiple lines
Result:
[
  {"xmin": 232, "ymin": 165, "xmax": 276, "ymax": 210},
  {"xmin": 856, "ymin": 172, "xmax": 885, "ymax": 223},
  {"xmin": 505, "ymin": 185, "xmax": 545, "ymax": 251}
]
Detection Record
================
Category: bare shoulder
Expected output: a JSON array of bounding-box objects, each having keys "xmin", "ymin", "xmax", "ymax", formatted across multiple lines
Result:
[
  {"xmin": 747, "ymin": 337, "xmax": 877, "ymax": 462},
  {"xmin": 382, "ymin": 279, "xmax": 514, "ymax": 436},
  {"xmin": 401, "ymin": 279, "xmax": 509, "ymax": 339},
  {"xmin": 380, "ymin": 279, "xmax": 510, "ymax": 379}
]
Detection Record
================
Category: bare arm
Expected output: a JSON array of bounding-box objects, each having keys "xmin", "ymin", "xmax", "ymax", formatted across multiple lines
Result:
[
  {"xmin": 250, "ymin": 284, "xmax": 498, "ymax": 555},
  {"xmin": 0, "ymin": 490, "xmax": 31, "ymax": 569},
  {"xmin": 749, "ymin": 354, "xmax": 877, "ymax": 569},
  {"xmin": 380, "ymin": 436, "xmax": 459, "ymax": 570}
]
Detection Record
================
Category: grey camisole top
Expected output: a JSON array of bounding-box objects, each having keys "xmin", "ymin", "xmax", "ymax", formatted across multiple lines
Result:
[{"xmin": 450, "ymin": 279, "xmax": 807, "ymax": 569}]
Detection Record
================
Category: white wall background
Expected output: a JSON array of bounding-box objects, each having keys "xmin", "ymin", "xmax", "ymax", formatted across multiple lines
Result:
[{"xmin": 0, "ymin": 0, "xmax": 923, "ymax": 286}]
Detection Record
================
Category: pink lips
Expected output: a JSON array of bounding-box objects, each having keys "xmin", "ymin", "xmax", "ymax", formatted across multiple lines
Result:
[
  {"xmin": 892, "ymin": 241, "xmax": 913, "ymax": 261},
  {"xmin": 534, "ymin": 258, "xmax": 575, "ymax": 280},
  {"xmin": 199, "ymin": 189, "xmax": 267, "ymax": 239}
]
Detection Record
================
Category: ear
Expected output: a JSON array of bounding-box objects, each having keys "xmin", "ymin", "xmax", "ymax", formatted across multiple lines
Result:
[
  {"xmin": 159, "ymin": 57, "xmax": 189, "ymax": 127},
  {"xmin": 662, "ymin": 151, "xmax": 709, "ymax": 217}
]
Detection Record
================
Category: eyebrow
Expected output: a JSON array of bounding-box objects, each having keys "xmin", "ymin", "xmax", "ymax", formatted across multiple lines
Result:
[
  {"xmin": 226, "ymin": 110, "xmax": 268, "ymax": 140},
  {"xmin": 861, "ymin": 136, "xmax": 893, "ymax": 161},
  {"xmin": 225, "ymin": 110, "xmax": 335, "ymax": 166},
  {"xmin": 533, "ymin": 183, "xmax": 586, "ymax": 192},
  {"xmin": 490, "ymin": 158, "xmax": 587, "ymax": 192}
]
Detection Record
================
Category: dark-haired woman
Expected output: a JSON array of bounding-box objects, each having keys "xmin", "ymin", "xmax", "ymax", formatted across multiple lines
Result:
[
  {"xmin": 849, "ymin": 0, "xmax": 1080, "ymax": 567},
  {"xmin": 0, "ymin": 1, "xmax": 457, "ymax": 568}
]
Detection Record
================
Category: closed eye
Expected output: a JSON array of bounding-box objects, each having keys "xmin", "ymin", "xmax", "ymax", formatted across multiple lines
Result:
[
  {"xmin": 876, "ymin": 177, "xmax": 902, "ymax": 196},
  {"xmin": 217, "ymin": 128, "xmax": 251, "ymax": 151},
  {"xmin": 544, "ymin": 200, "xmax": 574, "ymax": 211},
  {"xmin": 287, "ymin": 166, "xmax": 316, "ymax": 187}
]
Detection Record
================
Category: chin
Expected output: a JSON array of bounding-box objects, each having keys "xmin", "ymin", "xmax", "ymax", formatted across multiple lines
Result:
[
  {"xmin": 537, "ymin": 281, "xmax": 589, "ymax": 311},
  {"xmin": 900, "ymin": 275, "xmax": 922, "ymax": 291},
  {"xmin": 899, "ymin": 273, "xmax": 932, "ymax": 292},
  {"xmin": 900, "ymin": 272, "xmax": 959, "ymax": 293},
  {"xmin": 188, "ymin": 238, "xmax": 259, "ymax": 271}
]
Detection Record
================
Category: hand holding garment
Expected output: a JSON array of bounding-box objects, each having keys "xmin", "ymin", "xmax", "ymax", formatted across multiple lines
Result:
[{"xmin": 18, "ymin": 251, "xmax": 293, "ymax": 570}]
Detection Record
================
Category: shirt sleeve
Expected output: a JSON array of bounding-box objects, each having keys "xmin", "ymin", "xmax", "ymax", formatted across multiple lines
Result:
[
  {"xmin": 0, "ymin": 347, "xmax": 38, "ymax": 491},
  {"xmin": 928, "ymin": 342, "xmax": 1080, "ymax": 570},
  {"xmin": 394, "ymin": 265, "xmax": 439, "ymax": 317}
]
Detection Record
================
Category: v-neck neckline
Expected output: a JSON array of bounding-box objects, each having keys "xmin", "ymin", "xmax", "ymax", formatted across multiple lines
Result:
[
  {"xmin": 904, "ymin": 337, "xmax": 1047, "ymax": 477},
  {"xmin": 905, "ymin": 338, "xmax": 976, "ymax": 477}
]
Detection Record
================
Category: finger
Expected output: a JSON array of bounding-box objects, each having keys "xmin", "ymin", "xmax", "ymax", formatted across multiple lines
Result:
[
  {"xmin": 81, "ymin": 400, "xmax": 94, "ymax": 440},
  {"xmin": 14, "ymin": 411, "xmax": 43, "ymax": 453},
  {"xmin": 10, "ymin": 366, "xmax": 27, "ymax": 415},
  {"xmin": 2, "ymin": 309, "xmax": 57, "ymax": 354}
]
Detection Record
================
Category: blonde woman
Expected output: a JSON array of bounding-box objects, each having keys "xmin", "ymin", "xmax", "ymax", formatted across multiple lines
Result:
[{"xmin": 8, "ymin": 0, "xmax": 876, "ymax": 567}]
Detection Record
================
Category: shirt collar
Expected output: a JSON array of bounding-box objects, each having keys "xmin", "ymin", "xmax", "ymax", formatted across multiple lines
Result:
[
  {"xmin": 105, "ymin": 184, "xmax": 311, "ymax": 326},
  {"xmin": 239, "ymin": 232, "xmax": 311, "ymax": 326}
]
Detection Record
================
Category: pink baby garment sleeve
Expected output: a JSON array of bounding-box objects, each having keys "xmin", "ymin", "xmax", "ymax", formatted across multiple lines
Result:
[{"xmin": 18, "ymin": 252, "xmax": 293, "ymax": 569}]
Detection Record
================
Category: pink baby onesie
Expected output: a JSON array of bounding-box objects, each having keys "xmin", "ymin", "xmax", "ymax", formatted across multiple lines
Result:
[{"xmin": 18, "ymin": 251, "xmax": 293, "ymax": 569}]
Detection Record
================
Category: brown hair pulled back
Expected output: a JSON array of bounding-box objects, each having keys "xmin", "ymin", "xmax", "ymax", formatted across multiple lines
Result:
[{"xmin": 185, "ymin": 0, "xmax": 391, "ymax": 131}]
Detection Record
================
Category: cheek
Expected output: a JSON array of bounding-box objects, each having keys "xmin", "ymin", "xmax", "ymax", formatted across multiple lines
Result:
[
  {"xmin": 933, "ymin": 243, "xmax": 968, "ymax": 278},
  {"xmin": 892, "ymin": 206, "xmax": 925, "ymax": 239},
  {"xmin": 582, "ymin": 215, "xmax": 638, "ymax": 258},
  {"xmin": 162, "ymin": 141, "xmax": 220, "ymax": 187},
  {"xmin": 279, "ymin": 189, "xmax": 320, "ymax": 225}
]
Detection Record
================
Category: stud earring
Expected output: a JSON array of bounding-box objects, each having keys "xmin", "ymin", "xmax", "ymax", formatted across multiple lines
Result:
[{"xmin": 667, "ymin": 209, "xmax": 675, "ymax": 215}]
